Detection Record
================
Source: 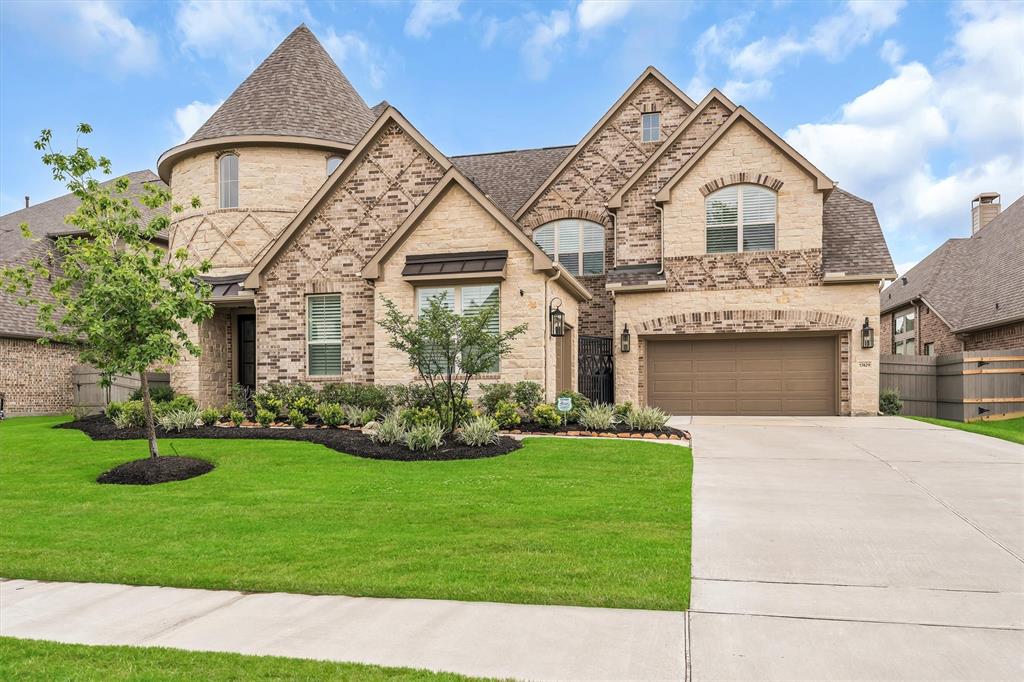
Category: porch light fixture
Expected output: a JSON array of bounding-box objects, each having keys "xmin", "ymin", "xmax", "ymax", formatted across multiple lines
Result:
[
  {"xmin": 861, "ymin": 317, "xmax": 874, "ymax": 349},
  {"xmin": 620, "ymin": 324, "xmax": 631, "ymax": 353},
  {"xmin": 549, "ymin": 298, "xmax": 566, "ymax": 337}
]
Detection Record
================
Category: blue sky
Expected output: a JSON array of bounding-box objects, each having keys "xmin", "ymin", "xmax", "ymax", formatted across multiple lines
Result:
[{"xmin": 2, "ymin": 0, "xmax": 1022, "ymax": 274}]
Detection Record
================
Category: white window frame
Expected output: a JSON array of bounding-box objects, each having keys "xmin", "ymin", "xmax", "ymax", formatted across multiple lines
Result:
[
  {"xmin": 306, "ymin": 294, "xmax": 342, "ymax": 377},
  {"xmin": 416, "ymin": 284, "xmax": 501, "ymax": 374},
  {"xmin": 893, "ymin": 307, "xmax": 916, "ymax": 354},
  {"xmin": 532, "ymin": 219, "xmax": 604, "ymax": 276},
  {"xmin": 218, "ymin": 153, "xmax": 239, "ymax": 209},
  {"xmin": 642, "ymin": 111, "xmax": 660, "ymax": 143},
  {"xmin": 705, "ymin": 184, "xmax": 778, "ymax": 254}
]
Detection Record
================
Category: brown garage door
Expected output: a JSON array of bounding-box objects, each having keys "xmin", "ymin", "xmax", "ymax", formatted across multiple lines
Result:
[{"xmin": 647, "ymin": 335, "xmax": 837, "ymax": 415}]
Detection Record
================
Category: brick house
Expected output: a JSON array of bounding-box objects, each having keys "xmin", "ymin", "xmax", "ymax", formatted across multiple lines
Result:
[
  {"xmin": 159, "ymin": 25, "xmax": 897, "ymax": 416},
  {"xmin": 880, "ymin": 193, "xmax": 1024, "ymax": 355},
  {"xmin": 0, "ymin": 171, "xmax": 165, "ymax": 416}
]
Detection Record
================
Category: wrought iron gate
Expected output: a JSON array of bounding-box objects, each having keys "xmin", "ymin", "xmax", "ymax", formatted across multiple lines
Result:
[{"xmin": 578, "ymin": 335, "xmax": 614, "ymax": 404}]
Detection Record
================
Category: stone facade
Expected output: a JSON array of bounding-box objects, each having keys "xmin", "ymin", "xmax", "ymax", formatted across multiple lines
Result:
[
  {"xmin": 373, "ymin": 184, "xmax": 579, "ymax": 399},
  {"xmin": 170, "ymin": 309, "xmax": 233, "ymax": 408},
  {"xmin": 664, "ymin": 249, "xmax": 822, "ymax": 292},
  {"xmin": 0, "ymin": 337, "xmax": 78, "ymax": 416}
]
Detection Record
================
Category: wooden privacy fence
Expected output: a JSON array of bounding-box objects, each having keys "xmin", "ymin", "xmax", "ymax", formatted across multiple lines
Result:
[
  {"xmin": 72, "ymin": 366, "xmax": 171, "ymax": 414},
  {"xmin": 880, "ymin": 348, "xmax": 1024, "ymax": 421}
]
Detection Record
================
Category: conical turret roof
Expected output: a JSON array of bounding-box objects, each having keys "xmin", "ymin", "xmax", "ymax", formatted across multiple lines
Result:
[{"xmin": 188, "ymin": 25, "xmax": 375, "ymax": 146}]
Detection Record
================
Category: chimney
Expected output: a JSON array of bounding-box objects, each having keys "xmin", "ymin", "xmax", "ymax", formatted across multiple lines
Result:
[
  {"xmin": 24, "ymin": 196, "xmax": 29, "ymax": 209},
  {"xmin": 971, "ymin": 192, "xmax": 1000, "ymax": 234}
]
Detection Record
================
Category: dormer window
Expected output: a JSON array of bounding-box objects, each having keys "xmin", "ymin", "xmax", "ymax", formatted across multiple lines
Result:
[
  {"xmin": 642, "ymin": 111, "xmax": 660, "ymax": 142},
  {"xmin": 327, "ymin": 155, "xmax": 343, "ymax": 175},
  {"xmin": 705, "ymin": 184, "xmax": 777, "ymax": 253},
  {"xmin": 218, "ymin": 153, "xmax": 239, "ymax": 209}
]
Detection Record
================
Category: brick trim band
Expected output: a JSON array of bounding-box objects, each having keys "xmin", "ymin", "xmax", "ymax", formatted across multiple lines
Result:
[
  {"xmin": 699, "ymin": 173, "xmax": 784, "ymax": 197},
  {"xmin": 636, "ymin": 308, "xmax": 857, "ymax": 334},
  {"xmin": 521, "ymin": 208, "xmax": 611, "ymax": 232}
]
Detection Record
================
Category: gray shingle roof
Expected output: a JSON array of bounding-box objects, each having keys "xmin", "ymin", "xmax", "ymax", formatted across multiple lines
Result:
[
  {"xmin": 0, "ymin": 170, "xmax": 165, "ymax": 339},
  {"xmin": 188, "ymin": 25, "xmax": 375, "ymax": 146},
  {"xmin": 451, "ymin": 146, "xmax": 574, "ymax": 216},
  {"xmin": 881, "ymin": 195, "xmax": 1024, "ymax": 332},
  {"xmin": 822, "ymin": 188, "xmax": 896, "ymax": 277}
]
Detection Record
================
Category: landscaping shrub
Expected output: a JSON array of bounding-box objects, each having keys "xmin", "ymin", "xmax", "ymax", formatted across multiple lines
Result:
[
  {"xmin": 229, "ymin": 410, "xmax": 245, "ymax": 427},
  {"xmin": 229, "ymin": 383, "xmax": 254, "ymax": 417},
  {"xmin": 253, "ymin": 391, "xmax": 283, "ymax": 417},
  {"xmin": 199, "ymin": 407, "xmax": 220, "ymax": 426},
  {"xmin": 613, "ymin": 402, "xmax": 634, "ymax": 420},
  {"xmin": 512, "ymin": 381, "xmax": 544, "ymax": 415},
  {"xmin": 344, "ymin": 405, "xmax": 378, "ymax": 427},
  {"xmin": 493, "ymin": 400, "xmax": 521, "ymax": 428},
  {"xmin": 284, "ymin": 383, "xmax": 318, "ymax": 411},
  {"xmin": 400, "ymin": 406, "xmax": 441, "ymax": 429},
  {"xmin": 319, "ymin": 402, "xmax": 345, "ymax": 427},
  {"xmin": 556, "ymin": 390, "xmax": 591, "ymax": 422},
  {"xmin": 532, "ymin": 403, "xmax": 562, "ymax": 428},
  {"xmin": 155, "ymin": 395, "xmax": 197, "ymax": 417},
  {"xmin": 291, "ymin": 395, "xmax": 319, "ymax": 420},
  {"xmin": 157, "ymin": 408, "xmax": 200, "ymax": 432},
  {"xmin": 256, "ymin": 409, "xmax": 275, "ymax": 428},
  {"xmin": 288, "ymin": 409, "xmax": 306, "ymax": 428},
  {"xmin": 578, "ymin": 403, "xmax": 617, "ymax": 430},
  {"xmin": 260, "ymin": 383, "xmax": 292, "ymax": 410},
  {"xmin": 438, "ymin": 397, "xmax": 474, "ymax": 430},
  {"xmin": 118, "ymin": 401, "xmax": 146, "ymax": 428},
  {"xmin": 879, "ymin": 388, "xmax": 903, "ymax": 416},
  {"xmin": 457, "ymin": 416, "xmax": 499, "ymax": 446},
  {"xmin": 479, "ymin": 383, "xmax": 514, "ymax": 415},
  {"xmin": 406, "ymin": 422, "xmax": 445, "ymax": 452},
  {"xmin": 370, "ymin": 411, "xmax": 407, "ymax": 445},
  {"xmin": 105, "ymin": 401, "xmax": 124, "ymax": 421},
  {"xmin": 320, "ymin": 383, "xmax": 392, "ymax": 412},
  {"xmin": 129, "ymin": 384, "xmax": 175, "ymax": 403},
  {"xmin": 623, "ymin": 405, "xmax": 669, "ymax": 431}
]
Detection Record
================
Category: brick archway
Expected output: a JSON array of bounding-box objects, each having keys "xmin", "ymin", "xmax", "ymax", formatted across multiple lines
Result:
[
  {"xmin": 699, "ymin": 172, "xmax": 784, "ymax": 197},
  {"xmin": 521, "ymin": 208, "xmax": 611, "ymax": 234}
]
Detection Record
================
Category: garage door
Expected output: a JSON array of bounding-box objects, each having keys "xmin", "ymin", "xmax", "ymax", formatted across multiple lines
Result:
[{"xmin": 647, "ymin": 335, "xmax": 837, "ymax": 415}]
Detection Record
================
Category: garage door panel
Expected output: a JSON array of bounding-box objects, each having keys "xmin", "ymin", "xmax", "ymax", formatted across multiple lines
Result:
[{"xmin": 648, "ymin": 336, "xmax": 837, "ymax": 416}]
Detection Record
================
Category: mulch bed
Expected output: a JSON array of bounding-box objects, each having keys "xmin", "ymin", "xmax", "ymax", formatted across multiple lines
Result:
[
  {"xmin": 503, "ymin": 422, "xmax": 690, "ymax": 440},
  {"xmin": 97, "ymin": 456, "xmax": 214, "ymax": 485},
  {"xmin": 59, "ymin": 415, "xmax": 522, "ymax": 462}
]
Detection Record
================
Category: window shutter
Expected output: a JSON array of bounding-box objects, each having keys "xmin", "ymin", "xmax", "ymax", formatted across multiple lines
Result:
[
  {"xmin": 307, "ymin": 295, "xmax": 341, "ymax": 376},
  {"xmin": 557, "ymin": 220, "xmax": 580, "ymax": 275},
  {"xmin": 533, "ymin": 225, "xmax": 555, "ymax": 258},
  {"xmin": 582, "ymin": 222, "xmax": 604, "ymax": 274},
  {"xmin": 741, "ymin": 186, "xmax": 776, "ymax": 251},
  {"xmin": 706, "ymin": 186, "xmax": 739, "ymax": 253},
  {"xmin": 417, "ymin": 287, "xmax": 455, "ymax": 313}
]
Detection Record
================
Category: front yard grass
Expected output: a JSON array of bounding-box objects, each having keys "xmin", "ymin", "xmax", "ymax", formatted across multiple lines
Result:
[
  {"xmin": 907, "ymin": 415, "xmax": 1024, "ymax": 445},
  {"xmin": 0, "ymin": 637, "xmax": 485, "ymax": 681},
  {"xmin": 0, "ymin": 416, "xmax": 692, "ymax": 610}
]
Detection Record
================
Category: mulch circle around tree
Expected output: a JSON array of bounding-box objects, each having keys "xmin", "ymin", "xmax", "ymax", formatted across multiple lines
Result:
[
  {"xmin": 97, "ymin": 456, "xmax": 214, "ymax": 485},
  {"xmin": 61, "ymin": 415, "xmax": 522, "ymax": 462}
]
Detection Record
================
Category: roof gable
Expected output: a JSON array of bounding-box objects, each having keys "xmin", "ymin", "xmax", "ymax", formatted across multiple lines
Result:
[
  {"xmin": 654, "ymin": 107, "xmax": 834, "ymax": 203},
  {"xmin": 513, "ymin": 66, "xmax": 696, "ymax": 221},
  {"xmin": 451, "ymin": 146, "xmax": 574, "ymax": 216}
]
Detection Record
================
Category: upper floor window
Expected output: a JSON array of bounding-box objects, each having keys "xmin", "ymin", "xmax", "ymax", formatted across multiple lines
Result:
[
  {"xmin": 218, "ymin": 153, "xmax": 239, "ymax": 209},
  {"xmin": 642, "ymin": 112, "xmax": 660, "ymax": 142},
  {"xmin": 327, "ymin": 155, "xmax": 343, "ymax": 175},
  {"xmin": 893, "ymin": 308, "xmax": 916, "ymax": 355},
  {"xmin": 532, "ymin": 219, "xmax": 604, "ymax": 276},
  {"xmin": 705, "ymin": 184, "xmax": 776, "ymax": 253}
]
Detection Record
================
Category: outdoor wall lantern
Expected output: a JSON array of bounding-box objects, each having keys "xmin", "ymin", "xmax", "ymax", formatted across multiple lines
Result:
[
  {"xmin": 861, "ymin": 317, "xmax": 875, "ymax": 349},
  {"xmin": 620, "ymin": 324, "xmax": 631, "ymax": 353},
  {"xmin": 549, "ymin": 298, "xmax": 566, "ymax": 337}
]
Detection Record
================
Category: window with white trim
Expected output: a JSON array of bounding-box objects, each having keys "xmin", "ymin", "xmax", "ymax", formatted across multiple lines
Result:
[
  {"xmin": 416, "ymin": 284, "xmax": 500, "ymax": 373},
  {"xmin": 218, "ymin": 153, "xmax": 239, "ymax": 209},
  {"xmin": 642, "ymin": 112, "xmax": 660, "ymax": 142},
  {"xmin": 532, "ymin": 219, "xmax": 604, "ymax": 276},
  {"xmin": 307, "ymin": 294, "xmax": 342, "ymax": 376},
  {"xmin": 893, "ymin": 308, "xmax": 916, "ymax": 355},
  {"xmin": 327, "ymin": 155, "xmax": 343, "ymax": 175},
  {"xmin": 705, "ymin": 184, "xmax": 777, "ymax": 253}
]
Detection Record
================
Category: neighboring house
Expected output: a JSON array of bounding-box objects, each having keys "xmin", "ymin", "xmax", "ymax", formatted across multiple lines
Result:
[
  {"xmin": 0, "ymin": 171, "xmax": 165, "ymax": 416},
  {"xmin": 160, "ymin": 25, "xmax": 895, "ymax": 416},
  {"xmin": 881, "ymin": 194, "xmax": 1024, "ymax": 355}
]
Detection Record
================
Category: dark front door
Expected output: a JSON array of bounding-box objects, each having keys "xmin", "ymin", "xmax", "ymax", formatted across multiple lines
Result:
[
  {"xmin": 237, "ymin": 314, "xmax": 256, "ymax": 392},
  {"xmin": 579, "ymin": 336, "xmax": 614, "ymax": 404}
]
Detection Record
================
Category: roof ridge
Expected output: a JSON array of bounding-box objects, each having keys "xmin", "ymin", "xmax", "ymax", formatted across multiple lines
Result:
[{"xmin": 450, "ymin": 144, "xmax": 576, "ymax": 159}]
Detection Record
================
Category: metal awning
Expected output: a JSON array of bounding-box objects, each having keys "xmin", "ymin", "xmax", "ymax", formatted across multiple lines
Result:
[{"xmin": 402, "ymin": 250, "xmax": 508, "ymax": 278}]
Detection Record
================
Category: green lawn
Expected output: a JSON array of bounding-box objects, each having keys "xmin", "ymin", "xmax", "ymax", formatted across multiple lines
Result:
[
  {"xmin": 0, "ymin": 416, "xmax": 692, "ymax": 610},
  {"xmin": 907, "ymin": 415, "xmax": 1024, "ymax": 445},
  {"xmin": 0, "ymin": 637, "xmax": 486, "ymax": 681}
]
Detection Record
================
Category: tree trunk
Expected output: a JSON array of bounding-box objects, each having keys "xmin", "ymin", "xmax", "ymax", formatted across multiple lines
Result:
[{"xmin": 139, "ymin": 371, "xmax": 160, "ymax": 459}]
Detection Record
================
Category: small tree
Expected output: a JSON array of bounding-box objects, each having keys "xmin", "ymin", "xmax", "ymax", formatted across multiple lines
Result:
[
  {"xmin": 378, "ymin": 294, "xmax": 527, "ymax": 434},
  {"xmin": 0, "ymin": 125, "xmax": 213, "ymax": 458}
]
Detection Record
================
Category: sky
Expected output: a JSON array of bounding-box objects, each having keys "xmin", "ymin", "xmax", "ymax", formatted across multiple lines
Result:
[{"xmin": 1, "ymin": 0, "xmax": 1022, "ymax": 275}]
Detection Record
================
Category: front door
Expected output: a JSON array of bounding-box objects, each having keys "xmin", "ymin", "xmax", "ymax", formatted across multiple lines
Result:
[{"xmin": 237, "ymin": 314, "xmax": 256, "ymax": 393}]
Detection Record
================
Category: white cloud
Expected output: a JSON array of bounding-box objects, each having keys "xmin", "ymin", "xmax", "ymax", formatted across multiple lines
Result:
[
  {"xmin": 405, "ymin": 0, "xmax": 462, "ymax": 38},
  {"xmin": 879, "ymin": 39, "xmax": 904, "ymax": 66},
  {"xmin": 174, "ymin": 100, "xmax": 223, "ymax": 143},
  {"xmin": 521, "ymin": 10, "xmax": 571, "ymax": 80},
  {"xmin": 322, "ymin": 29, "xmax": 388, "ymax": 89},
  {"xmin": 176, "ymin": 0, "xmax": 305, "ymax": 69},
  {"xmin": 722, "ymin": 79, "xmax": 772, "ymax": 101},
  {"xmin": 687, "ymin": 13, "xmax": 752, "ymax": 98},
  {"xmin": 577, "ymin": 0, "xmax": 634, "ymax": 32}
]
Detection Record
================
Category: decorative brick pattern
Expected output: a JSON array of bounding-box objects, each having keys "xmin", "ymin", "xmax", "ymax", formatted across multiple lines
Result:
[
  {"xmin": 963, "ymin": 321, "xmax": 1024, "ymax": 351},
  {"xmin": 0, "ymin": 337, "xmax": 78, "ymax": 415},
  {"xmin": 664, "ymin": 249, "xmax": 822, "ymax": 292},
  {"xmin": 699, "ymin": 172, "xmax": 784, "ymax": 196},
  {"xmin": 635, "ymin": 309, "xmax": 857, "ymax": 335}
]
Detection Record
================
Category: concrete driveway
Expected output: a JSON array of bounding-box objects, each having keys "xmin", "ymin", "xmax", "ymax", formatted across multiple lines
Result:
[{"xmin": 683, "ymin": 416, "xmax": 1024, "ymax": 681}]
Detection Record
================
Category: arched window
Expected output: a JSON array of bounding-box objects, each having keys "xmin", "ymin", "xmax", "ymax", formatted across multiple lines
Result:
[
  {"xmin": 326, "ymin": 155, "xmax": 343, "ymax": 175},
  {"xmin": 705, "ymin": 184, "xmax": 776, "ymax": 253},
  {"xmin": 532, "ymin": 219, "xmax": 604, "ymax": 276},
  {"xmin": 218, "ymin": 153, "xmax": 239, "ymax": 209}
]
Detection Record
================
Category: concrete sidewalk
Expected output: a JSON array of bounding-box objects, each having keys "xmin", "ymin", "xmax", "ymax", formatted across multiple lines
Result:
[{"xmin": 0, "ymin": 578, "xmax": 687, "ymax": 681}]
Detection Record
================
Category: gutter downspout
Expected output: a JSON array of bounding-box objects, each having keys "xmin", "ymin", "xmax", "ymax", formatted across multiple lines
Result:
[{"xmin": 544, "ymin": 267, "xmax": 564, "ymax": 401}]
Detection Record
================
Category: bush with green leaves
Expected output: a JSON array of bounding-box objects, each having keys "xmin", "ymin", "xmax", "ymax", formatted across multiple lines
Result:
[
  {"xmin": 199, "ymin": 407, "xmax": 220, "ymax": 426},
  {"xmin": 556, "ymin": 390, "xmax": 591, "ymax": 422},
  {"xmin": 105, "ymin": 401, "xmax": 124, "ymax": 421},
  {"xmin": 229, "ymin": 383, "xmax": 254, "ymax": 418},
  {"xmin": 344, "ymin": 404, "xmax": 378, "ymax": 427},
  {"xmin": 117, "ymin": 401, "xmax": 146, "ymax": 428},
  {"xmin": 129, "ymin": 384, "xmax": 175, "ymax": 403},
  {"xmin": 457, "ymin": 416, "xmax": 499, "ymax": 447},
  {"xmin": 157, "ymin": 408, "xmax": 200, "ymax": 432},
  {"xmin": 155, "ymin": 395, "xmax": 197, "ymax": 417},
  {"xmin": 578, "ymin": 403, "xmax": 617, "ymax": 430},
  {"xmin": 623, "ymin": 405, "xmax": 669, "ymax": 431},
  {"xmin": 256, "ymin": 409, "xmax": 275, "ymax": 428},
  {"xmin": 370, "ymin": 411, "xmax": 407, "ymax": 445},
  {"xmin": 532, "ymin": 403, "xmax": 562, "ymax": 428},
  {"xmin": 512, "ymin": 381, "xmax": 544, "ymax": 415},
  {"xmin": 290, "ymin": 395, "xmax": 319, "ymax": 420},
  {"xmin": 319, "ymin": 383, "xmax": 392, "ymax": 412},
  {"xmin": 253, "ymin": 391, "xmax": 283, "ymax": 417},
  {"xmin": 229, "ymin": 410, "xmax": 245, "ymax": 427},
  {"xmin": 400, "ymin": 406, "xmax": 441, "ymax": 429},
  {"xmin": 478, "ymin": 383, "xmax": 513, "ymax": 415},
  {"xmin": 288, "ymin": 409, "xmax": 306, "ymax": 428},
  {"xmin": 613, "ymin": 402, "xmax": 634, "ymax": 420},
  {"xmin": 879, "ymin": 388, "xmax": 903, "ymax": 416},
  {"xmin": 492, "ymin": 399, "xmax": 521, "ymax": 428},
  {"xmin": 284, "ymin": 383, "xmax": 318, "ymax": 411},
  {"xmin": 437, "ymin": 397, "xmax": 474, "ymax": 431},
  {"xmin": 318, "ymin": 402, "xmax": 345, "ymax": 427},
  {"xmin": 406, "ymin": 422, "xmax": 445, "ymax": 452}
]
